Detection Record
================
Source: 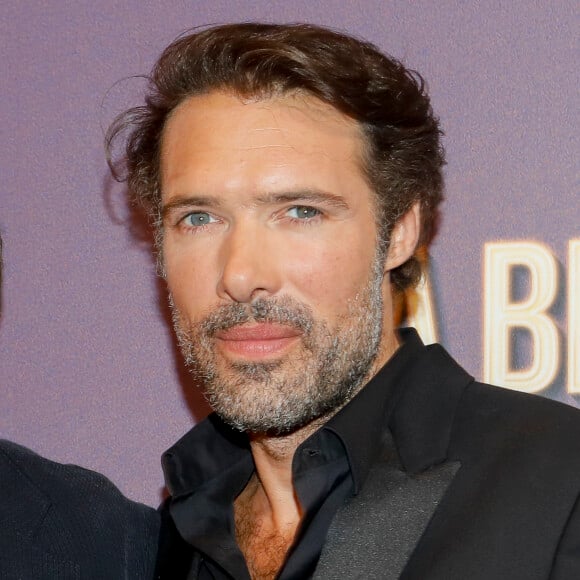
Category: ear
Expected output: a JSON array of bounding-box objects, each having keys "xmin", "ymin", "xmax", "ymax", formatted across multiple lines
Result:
[{"xmin": 384, "ymin": 202, "xmax": 421, "ymax": 271}]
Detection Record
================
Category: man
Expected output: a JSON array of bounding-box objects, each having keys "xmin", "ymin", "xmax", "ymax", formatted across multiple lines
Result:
[
  {"xmin": 108, "ymin": 23, "xmax": 580, "ymax": 579},
  {"xmin": 0, "ymin": 236, "xmax": 160, "ymax": 579}
]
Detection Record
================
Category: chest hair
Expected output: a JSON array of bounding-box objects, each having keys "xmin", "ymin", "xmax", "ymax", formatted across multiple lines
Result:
[{"xmin": 234, "ymin": 501, "xmax": 297, "ymax": 580}]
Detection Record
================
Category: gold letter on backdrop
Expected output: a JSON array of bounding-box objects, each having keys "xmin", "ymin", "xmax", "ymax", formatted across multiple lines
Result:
[
  {"xmin": 569, "ymin": 240, "xmax": 580, "ymax": 394},
  {"xmin": 484, "ymin": 242, "xmax": 559, "ymax": 393},
  {"xmin": 404, "ymin": 270, "xmax": 438, "ymax": 345}
]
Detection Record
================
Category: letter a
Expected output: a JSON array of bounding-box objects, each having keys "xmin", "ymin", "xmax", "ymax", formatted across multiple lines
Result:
[{"xmin": 569, "ymin": 240, "xmax": 580, "ymax": 393}]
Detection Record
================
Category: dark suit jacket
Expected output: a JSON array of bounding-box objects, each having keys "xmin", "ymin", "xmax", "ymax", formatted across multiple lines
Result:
[
  {"xmin": 0, "ymin": 440, "xmax": 160, "ymax": 579},
  {"xmin": 314, "ymin": 337, "xmax": 580, "ymax": 579}
]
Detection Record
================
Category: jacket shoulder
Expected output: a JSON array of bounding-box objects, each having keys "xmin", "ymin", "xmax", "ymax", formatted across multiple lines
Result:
[
  {"xmin": 0, "ymin": 439, "xmax": 159, "ymax": 579},
  {"xmin": 452, "ymin": 382, "xmax": 580, "ymax": 467},
  {"xmin": 1, "ymin": 439, "xmax": 148, "ymax": 512}
]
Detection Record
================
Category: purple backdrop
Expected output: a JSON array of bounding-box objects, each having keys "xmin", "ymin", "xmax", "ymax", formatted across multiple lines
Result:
[{"xmin": 1, "ymin": 1, "xmax": 578, "ymax": 505}]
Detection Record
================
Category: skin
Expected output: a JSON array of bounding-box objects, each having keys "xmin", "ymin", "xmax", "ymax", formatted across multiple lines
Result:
[{"xmin": 160, "ymin": 90, "xmax": 420, "ymax": 577}]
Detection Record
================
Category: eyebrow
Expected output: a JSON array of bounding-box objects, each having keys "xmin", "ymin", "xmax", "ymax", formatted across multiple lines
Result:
[
  {"xmin": 161, "ymin": 196, "xmax": 221, "ymax": 219},
  {"xmin": 161, "ymin": 189, "xmax": 350, "ymax": 219},
  {"xmin": 255, "ymin": 190, "xmax": 350, "ymax": 209}
]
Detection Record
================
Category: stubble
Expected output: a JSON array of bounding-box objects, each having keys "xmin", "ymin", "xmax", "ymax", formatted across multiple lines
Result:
[{"xmin": 170, "ymin": 252, "xmax": 385, "ymax": 435}]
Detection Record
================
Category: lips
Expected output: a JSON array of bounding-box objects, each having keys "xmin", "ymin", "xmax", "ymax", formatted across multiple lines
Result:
[{"xmin": 215, "ymin": 323, "xmax": 301, "ymax": 358}]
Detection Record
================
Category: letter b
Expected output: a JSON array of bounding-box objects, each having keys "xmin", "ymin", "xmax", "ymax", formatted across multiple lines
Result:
[{"xmin": 484, "ymin": 242, "xmax": 559, "ymax": 393}]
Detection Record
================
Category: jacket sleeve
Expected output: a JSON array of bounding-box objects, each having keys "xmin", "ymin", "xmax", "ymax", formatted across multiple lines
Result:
[
  {"xmin": 550, "ymin": 492, "xmax": 580, "ymax": 579},
  {"xmin": 154, "ymin": 497, "xmax": 195, "ymax": 579}
]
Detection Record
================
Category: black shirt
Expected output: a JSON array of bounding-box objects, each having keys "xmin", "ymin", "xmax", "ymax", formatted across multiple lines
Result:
[{"xmin": 159, "ymin": 329, "xmax": 425, "ymax": 579}]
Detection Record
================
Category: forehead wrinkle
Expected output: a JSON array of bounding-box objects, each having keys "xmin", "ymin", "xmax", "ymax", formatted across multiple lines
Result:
[
  {"xmin": 234, "ymin": 143, "xmax": 295, "ymax": 152},
  {"xmin": 246, "ymin": 94, "xmax": 357, "ymax": 148}
]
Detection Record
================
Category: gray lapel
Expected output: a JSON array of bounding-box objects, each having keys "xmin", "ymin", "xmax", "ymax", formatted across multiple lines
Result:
[{"xmin": 313, "ymin": 451, "xmax": 460, "ymax": 580}]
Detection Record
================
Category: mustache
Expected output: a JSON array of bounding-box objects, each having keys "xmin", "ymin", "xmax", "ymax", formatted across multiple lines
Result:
[{"xmin": 200, "ymin": 297, "xmax": 314, "ymax": 336}]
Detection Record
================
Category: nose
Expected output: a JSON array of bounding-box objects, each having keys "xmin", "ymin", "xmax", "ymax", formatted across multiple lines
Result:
[{"xmin": 217, "ymin": 222, "xmax": 282, "ymax": 303}]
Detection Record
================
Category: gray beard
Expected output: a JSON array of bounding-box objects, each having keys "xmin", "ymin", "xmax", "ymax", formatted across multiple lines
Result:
[{"xmin": 170, "ymin": 254, "xmax": 385, "ymax": 436}]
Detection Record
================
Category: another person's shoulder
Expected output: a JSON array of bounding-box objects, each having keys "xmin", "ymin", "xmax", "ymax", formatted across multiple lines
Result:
[
  {"xmin": 0, "ymin": 438, "xmax": 151, "ymax": 515},
  {"xmin": 0, "ymin": 439, "xmax": 159, "ymax": 579}
]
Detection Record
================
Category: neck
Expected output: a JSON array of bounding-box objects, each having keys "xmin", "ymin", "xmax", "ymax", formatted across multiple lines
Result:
[
  {"xmin": 244, "ymin": 418, "xmax": 324, "ymax": 529},
  {"xmin": 233, "ymin": 421, "xmax": 325, "ymax": 579}
]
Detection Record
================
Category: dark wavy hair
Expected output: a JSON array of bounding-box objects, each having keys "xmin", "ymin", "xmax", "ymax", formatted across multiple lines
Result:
[{"xmin": 106, "ymin": 22, "xmax": 444, "ymax": 290}]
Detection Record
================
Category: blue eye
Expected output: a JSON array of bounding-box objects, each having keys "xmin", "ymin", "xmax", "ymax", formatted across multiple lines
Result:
[
  {"xmin": 182, "ymin": 212, "xmax": 215, "ymax": 227},
  {"xmin": 287, "ymin": 206, "xmax": 321, "ymax": 220}
]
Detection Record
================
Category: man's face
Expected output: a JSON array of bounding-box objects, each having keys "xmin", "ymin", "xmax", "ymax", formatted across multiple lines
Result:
[{"xmin": 160, "ymin": 91, "xmax": 397, "ymax": 434}]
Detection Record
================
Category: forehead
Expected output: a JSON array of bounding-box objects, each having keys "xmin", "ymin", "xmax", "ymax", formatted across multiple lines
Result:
[{"xmin": 159, "ymin": 91, "xmax": 372, "ymax": 205}]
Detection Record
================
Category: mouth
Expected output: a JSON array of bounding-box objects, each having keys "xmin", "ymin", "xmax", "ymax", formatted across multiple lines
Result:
[{"xmin": 214, "ymin": 323, "xmax": 302, "ymax": 360}]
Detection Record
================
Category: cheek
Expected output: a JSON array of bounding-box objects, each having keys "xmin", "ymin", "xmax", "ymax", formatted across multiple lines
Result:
[
  {"xmin": 163, "ymin": 249, "xmax": 218, "ymax": 316},
  {"xmin": 286, "ymin": 238, "xmax": 378, "ymax": 311}
]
